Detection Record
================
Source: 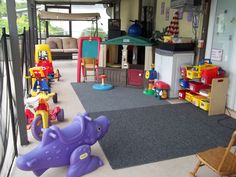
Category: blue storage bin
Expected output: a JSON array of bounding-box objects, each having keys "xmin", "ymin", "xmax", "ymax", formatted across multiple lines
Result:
[{"xmin": 179, "ymin": 79, "xmax": 189, "ymax": 88}]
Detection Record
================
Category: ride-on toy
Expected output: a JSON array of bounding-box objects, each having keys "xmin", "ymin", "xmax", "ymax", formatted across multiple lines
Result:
[
  {"xmin": 24, "ymin": 92, "xmax": 64, "ymax": 141},
  {"xmin": 35, "ymin": 44, "xmax": 61, "ymax": 81},
  {"xmin": 25, "ymin": 67, "xmax": 58, "ymax": 103},
  {"xmin": 16, "ymin": 113, "xmax": 110, "ymax": 177}
]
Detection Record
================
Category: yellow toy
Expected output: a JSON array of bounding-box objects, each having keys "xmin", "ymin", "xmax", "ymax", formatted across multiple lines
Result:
[
  {"xmin": 25, "ymin": 92, "xmax": 64, "ymax": 141},
  {"xmin": 25, "ymin": 67, "xmax": 58, "ymax": 103},
  {"xmin": 35, "ymin": 44, "xmax": 60, "ymax": 81}
]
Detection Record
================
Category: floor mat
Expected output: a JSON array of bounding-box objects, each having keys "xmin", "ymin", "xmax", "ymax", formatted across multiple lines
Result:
[
  {"xmin": 89, "ymin": 104, "xmax": 236, "ymax": 169},
  {"xmin": 71, "ymin": 82, "xmax": 169, "ymax": 113}
]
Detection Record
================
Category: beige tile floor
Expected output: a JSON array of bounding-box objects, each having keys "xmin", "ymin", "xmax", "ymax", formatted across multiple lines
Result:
[{"xmin": 10, "ymin": 60, "xmax": 233, "ymax": 177}]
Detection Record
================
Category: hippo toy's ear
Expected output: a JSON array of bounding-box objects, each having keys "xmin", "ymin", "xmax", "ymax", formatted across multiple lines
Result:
[{"xmin": 73, "ymin": 113, "xmax": 87, "ymax": 134}]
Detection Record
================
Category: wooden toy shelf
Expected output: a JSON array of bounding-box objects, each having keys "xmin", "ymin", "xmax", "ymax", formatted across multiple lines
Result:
[{"xmin": 180, "ymin": 77, "xmax": 229, "ymax": 116}]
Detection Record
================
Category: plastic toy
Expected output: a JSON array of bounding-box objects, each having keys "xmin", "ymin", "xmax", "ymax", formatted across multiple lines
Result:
[
  {"xmin": 16, "ymin": 112, "xmax": 110, "ymax": 177},
  {"xmin": 77, "ymin": 37, "xmax": 101, "ymax": 83},
  {"xmin": 143, "ymin": 64, "xmax": 158, "ymax": 96},
  {"xmin": 153, "ymin": 81, "xmax": 170, "ymax": 99},
  {"xmin": 92, "ymin": 75, "xmax": 113, "ymax": 91},
  {"xmin": 25, "ymin": 67, "xmax": 58, "ymax": 103},
  {"xmin": 24, "ymin": 92, "xmax": 64, "ymax": 141},
  {"xmin": 35, "ymin": 44, "xmax": 61, "ymax": 81},
  {"xmin": 198, "ymin": 58, "xmax": 212, "ymax": 65},
  {"xmin": 128, "ymin": 20, "xmax": 142, "ymax": 36},
  {"xmin": 26, "ymin": 67, "xmax": 50, "ymax": 96}
]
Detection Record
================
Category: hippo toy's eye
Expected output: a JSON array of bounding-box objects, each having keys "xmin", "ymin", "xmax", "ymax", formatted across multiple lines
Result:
[{"xmin": 97, "ymin": 127, "xmax": 101, "ymax": 132}]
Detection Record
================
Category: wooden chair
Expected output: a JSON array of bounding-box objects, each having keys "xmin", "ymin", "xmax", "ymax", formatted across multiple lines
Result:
[
  {"xmin": 81, "ymin": 58, "xmax": 98, "ymax": 82},
  {"xmin": 189, "ymin": 131, "xmax": 236, "ymax": 177}
]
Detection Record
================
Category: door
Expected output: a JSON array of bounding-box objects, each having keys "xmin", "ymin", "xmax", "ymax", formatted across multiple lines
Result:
[{"xmin": 206, "ymin": 0, "xmax": 236, "ymax": 110}]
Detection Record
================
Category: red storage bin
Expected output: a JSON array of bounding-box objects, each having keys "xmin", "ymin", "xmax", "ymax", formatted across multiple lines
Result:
[
  {"xmin": 201, "ymin": 67, "xmax": 223, "ymax": 85},
  {"xmin": 179, "ymin": 89, "xmax": 188, "ymax": 99},
  {"xmin": 189, "ymin": 81, "xmax": 210, "ymax": 93},
  {"xmin": 201, "ymin": 75, "xmax": 224, "ymax": 85}
]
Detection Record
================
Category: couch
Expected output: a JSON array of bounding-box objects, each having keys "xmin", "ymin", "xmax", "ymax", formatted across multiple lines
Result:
[{"xmin": 46, "ymin": 37, "xmax": 78, "ymax": 60}]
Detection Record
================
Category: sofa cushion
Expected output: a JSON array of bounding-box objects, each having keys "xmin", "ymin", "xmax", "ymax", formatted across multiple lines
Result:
[
  {"xmin": 47, "ymin": 41, "xmax": 57, "ymax": 49},
  {"xmin": 46, "ymin": 37, "xmax": 63, "ymax": 49},
  {"xmin": 62, "ymin": 37, "xmax": 77, "ymax": 49},
  {"xmin": 50, "ymin": 49, "xmax": 64, "ymax": 53},
  {"xmin": 63, "ymin": 49, "xmax": 78, "ymax": 53}
]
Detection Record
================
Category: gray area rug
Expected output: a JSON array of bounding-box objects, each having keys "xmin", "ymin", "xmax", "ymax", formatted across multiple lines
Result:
[
  {"xmin": 89, "ymin": 103, "xmax": 236, "ymax": 169},
  {"xmin": 71, "ymin": 82, "xmax": 169, "ymax": 112}
]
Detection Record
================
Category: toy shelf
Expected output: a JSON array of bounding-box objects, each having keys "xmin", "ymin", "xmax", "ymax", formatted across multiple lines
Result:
[
  {"xmin": 208, "ymin": 78, "xmax": 229, "ymax": 115},
  {"xmin": 179, "ymin": 77, "xmax": 229, "ymax": 116}
]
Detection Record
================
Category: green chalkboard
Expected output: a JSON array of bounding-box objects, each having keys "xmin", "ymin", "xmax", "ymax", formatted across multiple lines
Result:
[{"xmin": 82, "ymin": 40, "xmax": 99, "ymax": 58}]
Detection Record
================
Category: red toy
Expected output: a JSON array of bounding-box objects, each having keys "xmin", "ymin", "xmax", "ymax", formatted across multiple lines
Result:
[
  {"xmin": 35, "ymin": 44, "xmax": 60, "ymax": 81},
  {"xmin": 153, "ymin": 81, "xmax": 170, "ymax": 99}
]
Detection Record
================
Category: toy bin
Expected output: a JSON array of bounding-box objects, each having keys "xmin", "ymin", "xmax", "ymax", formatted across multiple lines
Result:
[
  {"xmin": 180, "ymin": 65, "xmax": 192, "ymax": 78},
  {"xmin": 201, "ymin": 67, "xmax": 223, "ymax": 85},
  {"xmin": 189, "ymin": 81, "xmax": 210, "ymax": 93},
  {"xmin": 179, "ymin": 79, "xmax": 189, "ymax": 88},
  {"xmin": 178, "ymin": 89, "xmax": 188, "ymax": 99},
  {"xmin": 201, "ymin": 75, "xmax": 224, "ymax": 85},
  {"xmin": 185, "ymin": 92, "xmax": 197, "ymax": 102},
  {"xmin": 191, "ymin": 96, "xmax": 207, "ymax": 107},
  {"xmin": 199, "ymin": 99, "xmax": 210, "ymax": 111},
  {"xmin": 186, "ymin": 69, "xmax": 201, "ymax": 79}
]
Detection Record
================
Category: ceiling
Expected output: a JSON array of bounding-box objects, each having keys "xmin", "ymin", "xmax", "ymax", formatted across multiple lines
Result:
[{"xmin": 35, "ymin": 0, "xmax": 120, "ymax": 5}]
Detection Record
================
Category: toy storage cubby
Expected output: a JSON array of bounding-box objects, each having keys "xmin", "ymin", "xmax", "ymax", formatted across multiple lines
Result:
[{"xmin": 179, "ymin": 66, "xmax": 229, "ymax": 116}]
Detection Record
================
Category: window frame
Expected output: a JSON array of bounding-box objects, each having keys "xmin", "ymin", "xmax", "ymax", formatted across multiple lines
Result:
[{"xmin": 45, "ymin": 5, "xmax": 72, "ymax": 37}]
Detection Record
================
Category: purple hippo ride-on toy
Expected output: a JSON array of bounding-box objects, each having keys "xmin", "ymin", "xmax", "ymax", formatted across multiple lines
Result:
[{"xmin": 16, "ymin": 112, "xmax": 110, "ymax": 177}]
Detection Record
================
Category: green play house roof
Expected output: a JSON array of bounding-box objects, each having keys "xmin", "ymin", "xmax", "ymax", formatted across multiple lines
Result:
[{"xmin": 103, "ymin": 35, "xmax": 154, "ymax": 46}]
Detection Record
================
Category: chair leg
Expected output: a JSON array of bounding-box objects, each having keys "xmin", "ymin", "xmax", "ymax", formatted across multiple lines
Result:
[
  {"xmin": 95, "ymin": 67, "xmax": 99, "ymax": 82},
  {"xmin": 189, "ymin": 160, "xmax": 203, "ymax": 177}
]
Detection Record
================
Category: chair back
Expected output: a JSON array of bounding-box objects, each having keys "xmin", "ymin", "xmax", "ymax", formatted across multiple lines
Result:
[
  {"xmin": 218, "ymin": 131, "xmax": 236, "ymax": 171},
  {"xmin": 82, "ymin": 58, "xmax": 96, "ymax": 65}
]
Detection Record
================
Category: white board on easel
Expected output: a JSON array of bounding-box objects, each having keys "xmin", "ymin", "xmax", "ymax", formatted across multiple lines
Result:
[{"xmin": 211, "ymin": 48, "xmax": 223, "ymax": 61}]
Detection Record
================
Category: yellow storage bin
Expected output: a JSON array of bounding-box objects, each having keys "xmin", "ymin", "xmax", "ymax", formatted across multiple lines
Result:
[
  {"xmin": 200, "ymin": 99, "xmax": 210, "ymax": 111},
  {"xmin": 187, "ymin": 70, "xmax": 201, "ymax": 79},
  {"xmin": 186, "ymin": 64, "xmax": 216, "ymax": 79},
  {"xmin": 185, "ymin": 92, "xmax": 197, "ymax": 102},
  {"xmin": 191, "ymin": 96, "xmax": 207, "ymax": 107}
]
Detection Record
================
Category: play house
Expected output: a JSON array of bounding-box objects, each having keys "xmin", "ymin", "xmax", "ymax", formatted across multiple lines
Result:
[{"xmin": 99, "ymin": 35, "xmax": 155, "ymax": 87}]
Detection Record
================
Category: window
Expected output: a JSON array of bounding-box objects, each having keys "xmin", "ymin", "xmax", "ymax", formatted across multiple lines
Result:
[
  {"xmin": 71, "ymin": 4, "xmax": 109, "ymax": 39},
  {"xmin": 46, "ymin": 6, "xmax": 71, "ymax": 37}
]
